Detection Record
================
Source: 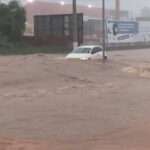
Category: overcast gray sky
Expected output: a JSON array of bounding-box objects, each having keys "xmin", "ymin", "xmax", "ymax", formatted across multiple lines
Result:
[
  {"xmin": 23, "ymin": 0, "xmax": 150, "ymax": 16},
  {"xmin": 120, "ymin": 0, "xmax": 150, "ymax": 10},
  {"xmin": 45, "ymin": 0, "xmax": 150, "ymax": 10},
  {"xmin": 21, "ymin": 0, "xmax": 150, "ymax": 10}
]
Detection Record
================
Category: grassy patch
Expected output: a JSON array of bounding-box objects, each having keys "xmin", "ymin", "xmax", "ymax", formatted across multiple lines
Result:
[{"xmin": 0, "ymin": 44, "xmax": 71, "ymax": 55}]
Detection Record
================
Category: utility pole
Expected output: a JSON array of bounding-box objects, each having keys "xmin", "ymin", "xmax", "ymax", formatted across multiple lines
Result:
[
  {"xmin": 102, "ymin": 0, "xmax": 107, "ymax": 60},
  {"xmin": 115, "ymin": 0, "xmax": 120, "ymax": 20},
  {"xmin": 73, "ymin": 0, "xmax": 78, "ymax": 49}
]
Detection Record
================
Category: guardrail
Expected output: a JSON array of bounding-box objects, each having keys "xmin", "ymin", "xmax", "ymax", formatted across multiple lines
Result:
[
  {"xmin": 107, "ymin": 42, "xmax": 150, "ymax": 50},
  {"xmin": 84, "ymin": 40, "xmax": 150, "ymax": 50}
]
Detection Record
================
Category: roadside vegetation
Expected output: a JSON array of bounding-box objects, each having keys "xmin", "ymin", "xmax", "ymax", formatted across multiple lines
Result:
[
  {"xmin": 0, "ymin": 0, "xmax": 25, "ymax": 43},
  {"xmin": 0, "ymin": 44, "xmax": 68, "ymax": 55},
  {"xmin": 0, "ymin": 0, "xmax": 68, "ymax": 55}
]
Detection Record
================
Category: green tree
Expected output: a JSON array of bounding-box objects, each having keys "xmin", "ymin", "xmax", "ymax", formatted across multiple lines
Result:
[
  {"xmin": 0, "ymin": 3, "xmax": 10, "ymax": 39},
  {"xmin": 0, "ymin": 0, "xmax": 26, "ymax": 43}
]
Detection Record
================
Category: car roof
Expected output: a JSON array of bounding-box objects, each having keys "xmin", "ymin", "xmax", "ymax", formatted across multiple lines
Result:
[{"xmin": 78, "ymin": 45, "xmax": 103, "ymax": 49}]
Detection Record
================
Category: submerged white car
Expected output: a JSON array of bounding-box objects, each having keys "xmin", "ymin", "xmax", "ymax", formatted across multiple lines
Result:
[{"xmin": 66, "ymin": 45, "xmax": 103, "ymax": 60}]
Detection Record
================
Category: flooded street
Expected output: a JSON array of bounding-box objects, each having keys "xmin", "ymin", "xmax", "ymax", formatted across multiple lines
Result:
[{"xmin": 0, "ymin": 49, "xmax": 150, "ymax": 149}]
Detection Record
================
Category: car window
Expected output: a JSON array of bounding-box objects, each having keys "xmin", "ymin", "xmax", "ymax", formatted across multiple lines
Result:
[
  {"xmin": 91, "ymin": 47, "xmax": 102, "ymax": 54},
  {"xmin": 72, "ymin": 47, "xmax": 91, "ymax": 54}
]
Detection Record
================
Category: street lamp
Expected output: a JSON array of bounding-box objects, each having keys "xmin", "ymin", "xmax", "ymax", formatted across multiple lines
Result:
[
  {"xmin": 60, "ymin": 1, "xmax": 65, "ymax": 6},
  {"xmin": 88, "ymin": 4, "xmax": 93, "ymax": 9},
  {"xmin": 26, "ymin": 0, "xmax": 34, "ymax": 3},
  {"xmin": 72, "ymin": 0, "xmax": 78, "ymax": 48}
]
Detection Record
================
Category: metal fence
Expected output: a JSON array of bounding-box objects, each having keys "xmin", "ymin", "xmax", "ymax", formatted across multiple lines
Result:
[{"xmin": 34, "ymin": 13, "xmax": 83, "ymax": 46}]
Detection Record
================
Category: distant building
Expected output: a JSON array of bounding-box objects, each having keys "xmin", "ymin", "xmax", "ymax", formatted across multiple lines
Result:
[
  {"xmin": 84, "ymin": 19, "xmax": 103, "ymax": 43},
  {"xmin": 24, "ymin": 1, "xmax": 129, "ymax": 35},
  {"xmin": 140, "ymin": 7, "xmax": 150, "ymax": 18},
  {"xmin": 136, "ymin": 17, "xmax": 150, "ymax": 33}
]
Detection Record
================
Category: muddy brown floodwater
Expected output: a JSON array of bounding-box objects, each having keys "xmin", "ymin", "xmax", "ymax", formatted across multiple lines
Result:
[{"xmin": 0, "ymin": 49, "xmax": 150, "ymax": 149}]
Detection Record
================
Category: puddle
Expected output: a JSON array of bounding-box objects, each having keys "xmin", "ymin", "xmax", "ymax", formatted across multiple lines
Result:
[
  {"xmin": 123, "ymin": 67, "xmax": 138, "ymax": 74},
  {"xmin": 122, "ymin": 65, "xmax": 150, "ymax": 78}
]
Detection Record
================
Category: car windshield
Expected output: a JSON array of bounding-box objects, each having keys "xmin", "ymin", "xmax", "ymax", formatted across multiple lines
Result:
[{"xmin": 72, "ymin": 47, "xmax": 91, "ymax": 54}]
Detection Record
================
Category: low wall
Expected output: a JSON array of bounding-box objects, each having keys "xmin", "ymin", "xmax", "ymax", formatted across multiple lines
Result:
[{"xmin": 107, "ymin": 42, "xmax": 150, "ymax": 50}]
